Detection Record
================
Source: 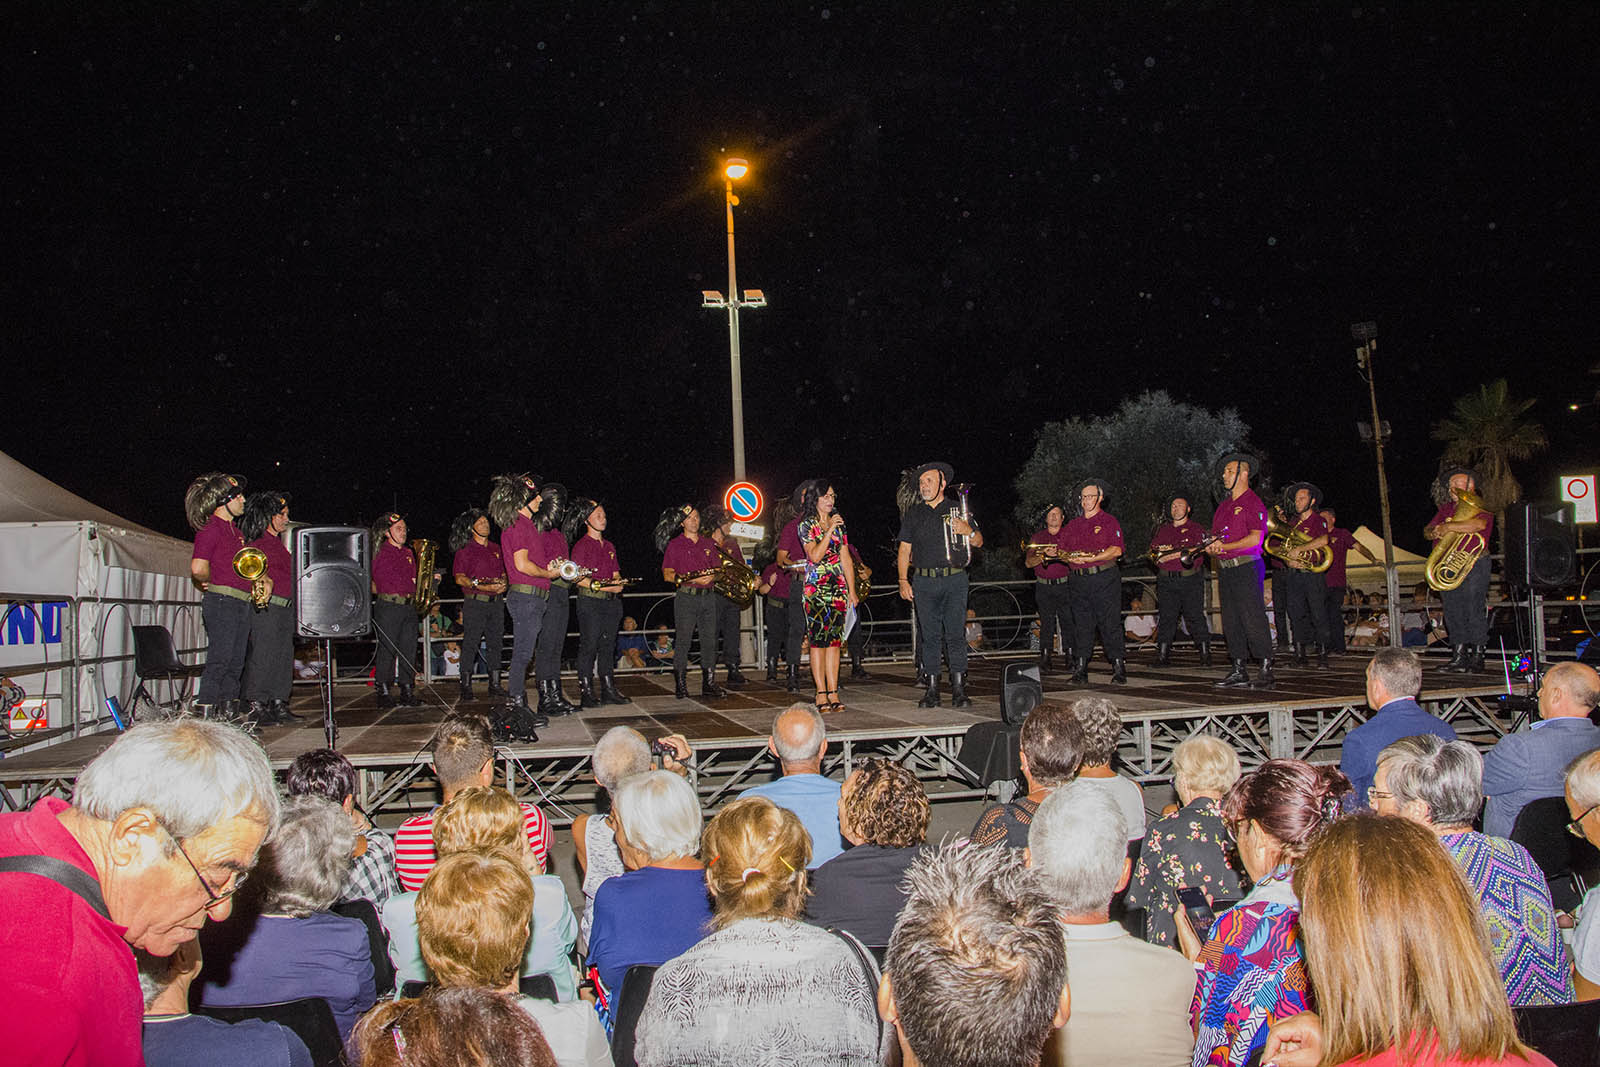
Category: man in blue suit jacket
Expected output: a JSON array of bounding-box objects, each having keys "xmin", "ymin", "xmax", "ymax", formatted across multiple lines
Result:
[
  {"xmin": 1482, "ymin": 661, "xmax": 1600, "ymax": 838},
  {"xmin": 1341, "ymin": 647, "xmax": 1457, "ymax": 804}
]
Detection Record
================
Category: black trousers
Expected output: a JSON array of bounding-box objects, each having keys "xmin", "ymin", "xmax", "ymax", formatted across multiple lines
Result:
[
  {"xmin": 847, "ymin": 611, "xmax": 866, "ymax": 664},
  {"xmin": 506, "ymin": 590, "xmax": 548, "ymax": 701},
  {"xmin": 715, "ymin": 595, "xmax": 742, "ymax": 668},
  {"xmin": 1069, "ymin": 568, "xmax": 1125, "ymax": 661},
  {"xmin": 1270, "ymin": 567, "xmax": 1292, "ymax": 645},
  {"xmin": 674, "ymin": 588, "xmax": 718, "ymax": 673},
  {"xmin": 765, "ymin": 596, "xmax": 790, "ymax": 664},
  {"xmin": 1218, "ymin": 559, "xmax": 1274, "ymax": 660},
  {"xmin": 372, "ymin": 600, "xmax": 417, "ymax": 687},
  {"xmin": 1285, "ymin": 569, "xmax": 1333, "ymax": 648},
  {"xmin": 242, "ymin": 602, "xmax": 294, "ymax": 702},
  {"xmin": 912, "ymin": 571, "xmax": 968, "ymax": 675},
  {"xmin": 535, "ymin": 583, "xmax": 572, "ymax": 683},
  {"xmin": 1441, "ymin": 556, "xmax": 1492, "ymax": 645},
  {"xmin": 785, "ymin": 585, "xmax": 806, "ymax": 668},
  {"xmin": 575, "ymin": 593, "xmax": 624, "ymax": 680},
  {"xmin": 459, "ymin": 597, "xmax": 506, "ymax": 680},
  {"xmin": 1035, "ymin": 580, "xmax": 1073, "ymax": 659},
  {"xmin": 1156, "ymin": 571, "xmax": 1211, "ymax": 645},
  {"xmin": 198, "ymin": 591, "xmax": 252, "ymax": 705},
  {"xmin": 1324, "ymin": 586, "xmax": 1348, "ymax": 652}
]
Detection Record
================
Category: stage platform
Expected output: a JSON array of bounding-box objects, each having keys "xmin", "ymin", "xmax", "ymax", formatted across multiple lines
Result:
[{"xmin": 0, "ymin": 649, "xmax": 1520, "ymax": 823}]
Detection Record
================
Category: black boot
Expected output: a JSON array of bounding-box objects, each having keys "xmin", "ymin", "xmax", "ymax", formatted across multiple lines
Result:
[
  {"xmin": 1293, "ymin": 643, "xmax": 1309, "ymax": 668},
  {"xmin": 193, "ymin": 702, "xmax": 216, "ymax": 719},
  {"xmin": 917, "ymin": 675, "xmax": 941, "ymax": 708},
  {"xmin": 702, "ymin": 670, "xmax": 727, "ymax": 699},
  {"xmin": 765, "ymin": 658, "xmax": 778, "ymax": 682},
  {"xmin": 373, "ymin": 683, "xmax": 395, "ymax": 708},
  {"xmin": 459, "ymin": 678, "xmax": 475, "ymax": 701},
  {"xmin": 725, "ymin": 666, "xmax": 748, "ymax": 688},
  {"xmin": 505, "ymin": 693, "xmax": 547, "ymax": 740},
  {"xmin": 1251, "ymin": 658, "xmax": 1277, "ymax": 690},
  {"xmin": 674, "ymin": 670, "xmax": 690, "ymax": 700},
  {"xmin": 1111, "ymin": 658, "xmax": 1127, "ymax": 684},
  {"xmin": 600, "ymin": 675, "xmax": 632, "ymax": 705},
  {"xmin": 850, "ymin": 658, "xmax": 870, "ymax": 680},
  {"xmin": 1215, "ymin": 660, "xmax": 1250, "ymax": 688},
  {"xmin": 1156, "ymin": 643, "xmax": 1171, "ymax": 666},
  {"xmin": 1039, "ymin": 651, "xmax": 1054, "ymax": 675},
  {"xmin": 269, "ymin": 699, "xmax": 305, "ymax": 723},
  {"xmin": 244, "ymin": 701, "xmax": 271, "ymax": 728},
  {"xmin": 1465, "ymin": 645, "xmax": 1485, "ymax": 673},
  {"xmin": 396, "ymin": 683, "xmax": 418, "ymax": 708},
  {"xmin": 1199, "ymin": 642, "xmax": 1214, "ymax": 667},
  {"xmin": 579, "ymin": 677, "xmax": 601, "ymax": 708},
  {"xmin": 486, "ymin": 671, "xmax": 507, "ymax": 698},
  {"xmin": 1316, "ymin": 644, "xmax": 1331, "ymax": 670},
  {"xmin": 544, "ymin": 679, "xmax": 578, "ymax": 716},
  {"xmin": 915, "ymin": 667, "xmax": 930, "ymax": 689},
  {"xmin": 785, "ymin": 664, "xmax": 800, "ymax": 692},
  {"xmin": 950, "ymin": 671, "xmax": 973, "ymax": 708},
  {"xmin": 1069, "ymin": 657, "xmax": 1090, "ymax": 684},
  {"xmin": 1444, "ymin": 644, "xmax": 1469, "ymax": 672}
]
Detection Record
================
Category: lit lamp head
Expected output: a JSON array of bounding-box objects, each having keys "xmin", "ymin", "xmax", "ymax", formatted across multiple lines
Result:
[{"xmin": 724, "ymin": 157, "xmax": 749, "ymax": 181}]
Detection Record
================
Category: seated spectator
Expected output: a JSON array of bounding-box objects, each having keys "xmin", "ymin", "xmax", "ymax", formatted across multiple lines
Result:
[
  {"xmin": 572, "ymin": 726, "xmax": 651, "ymax": 953},
  {"xmin": 647, "ymin": 630, "xmax": 673, "ymax": 666},
  {"xmin": 1482, "ymin": 661, "xmax": 1600, "ymax": 839},
  {"xmin": 881, "ymin": 843, "xmax": 1070, "ymax": 1067},
  {"xmin": 384, "ymin": 786, "xmax": 578, "ymax": 999},
  {"xmin": 350, "ymin": 986, "xmax": 558, "ymax": 1067},
  {"xmin": 1124, "ymin": 595, "xmax": 1156, "ymax": 644},
  {"xmin": 970, "ymin": 702, "xmax": 1086, "ymax": 848},
  {"xmin": 395, "ymin": 714, "xmax": 553, "ymax": 889},
  {"xmin": 1340, "ymin": 647, "xmax": 1455, "ymax": 803},
  {"xmin": 1371, "ymin": 734, "xmax": 1572, "ymax": 1005},
  {"xmin": 1030, "ymin": 781, "xmax": 1195, "ymax": 1067},
  {"xmin": 1263, "ymin": 815, "xmax": 1555, "ymax": 1067},
  {"xmin": 198, "ymin": 795, "xmax": 376, "ymax": 1037},
  {"xmin": 417, "ymin": 851, "xmax": 611, "ymax": 1067},
  {"xmin": 1179, "ymin": 759, "xmax": 1351, "ymax": 1067},
  {"xmin": 616, "ymin": 616, "xmax": 649, "ymax": 670},
  {"xmin": 807, "ymin": 758, "xmax": 930, "ymax": 947},
  {"xmin": 0, "ymin": 719, "xmax": 278, "ymax": 1065},
  {"xmin": 1564, "ymin": 749, "xmax": 1600, "ymax": 1000},
  {"xmin": 1127, "ymin": 735, "xmax": 1245, "ymax": 948},
  {"xmin": 736, "ymin": 703, "xmax": 846, "ymax": 866},
  {"xmin": 586, "ymin": 770, "xmax": 712, "ymax": 1000},
  {"xmin": 139, "ymin": 939, "xmax": 311, "ymax": 1067},
  {"xmin": 965, "ymin": 608, "xmax": 986, "ymax": 651},
  {"xmin": 634, "ymin": 797, "xmax": 881, "ymax": 1066},
  {"xmin": 1068, "ymin": 695, "xmax": 1147, "ymax": 841},
  {"xmin": 286, "ymin": 747, "xmax": 400, "ymax": 909}
]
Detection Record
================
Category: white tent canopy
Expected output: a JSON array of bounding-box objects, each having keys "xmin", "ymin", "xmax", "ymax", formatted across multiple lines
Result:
[
  {"xmin": 1345, "ymin": 524, "xmax": 1429, "ymax": 591},
  {"xmin": 0, "ymin": 450, "xmax": 200, "ymax": 732}
]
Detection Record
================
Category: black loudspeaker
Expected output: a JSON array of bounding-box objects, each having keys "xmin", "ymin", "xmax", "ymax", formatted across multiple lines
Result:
[
  {"xmin": 296, "ymin": 526, "xmax": 372, "ymax": 637},
  {"xmin": 1001, "ymin": 661, "xmax": 1043, "ymax": 726},
  {"xmin": 1504, "ymin": 501, "xmax": 1576, "ymax": 592}
]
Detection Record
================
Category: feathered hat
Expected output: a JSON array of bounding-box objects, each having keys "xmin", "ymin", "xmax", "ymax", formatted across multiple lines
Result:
[
  {"xmin": 184, "ymin": 472, "xmax": 244, "ymax": 531},
  {"xmin": 238, "ymin": 490, "xmax": 289, "ymax": 544},
  {"xmin": 654, "ymin": 503, "xmax": 695, "ymax": 553},
  {"xmin": 448, "ymin": 508, "xmax": 486, "ymax": 553},
  {"xmin": 488, "ymin": 472, "xmax": 538, "ymax": 530}
]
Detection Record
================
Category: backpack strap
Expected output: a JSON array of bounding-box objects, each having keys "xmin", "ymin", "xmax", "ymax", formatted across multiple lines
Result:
[{"xmin": 0, "ymin": 854, "xmax": 111, "ymax": 920}]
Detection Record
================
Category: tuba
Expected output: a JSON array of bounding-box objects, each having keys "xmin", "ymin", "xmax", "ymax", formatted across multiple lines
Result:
[
  {"xmin": 713, "ymin": 556, "xmax": 760, "ymax": 608},
  {"xmin": 1263, "ymin": 509, "xmax": 1333, "ymax": 573},
  {"xmin": 232, "ymin": 547, "xmax": 271, "ymax": 609},
  {"xmin": 411, "ymin": 538, "xmax": 439, "ymax": 613},
  {"xmin": 1425, "ymin": 489, "xmax": 1489, "ymax": 592}
]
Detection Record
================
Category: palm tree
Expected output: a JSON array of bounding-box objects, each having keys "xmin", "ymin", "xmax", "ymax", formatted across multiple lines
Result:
[{"xmin": 1430, "ymin": 379, "xmax": 1548, "ymax": 525}]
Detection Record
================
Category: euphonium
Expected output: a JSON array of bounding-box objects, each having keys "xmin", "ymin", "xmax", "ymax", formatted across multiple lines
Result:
[
  {"xmin": 853, "ymin": 559, "xmax": 872, "ymax": 602},
  {"xmin": 232, "ymin": 547, "xmax": 270, "ymax": 609},
  {"xmin": 1263, "ymin": 509, "xmax": 1333, "ymax": 573},
  {"xmin": 1425, "ymin": 489, "xmax": 1489, "ymax": 592},
  {"xmin": 411, "ymin": 538, "xmax": 439, "ymax": 614},
  {"xmin": 713, "ymin": 556, "xmax": 760, "ymax": 608}
]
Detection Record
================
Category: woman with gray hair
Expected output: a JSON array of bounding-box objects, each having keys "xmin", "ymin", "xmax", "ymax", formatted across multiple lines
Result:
[
  {"xmin": 1127, "ymin": 734, "xmax": 1245, "ymax": 947},
  {"xmin": 198, "ymin": 795, "xmax": 377, "ymax": 1036},
  {"xmin": 1070, "ymin": 696, "xmax": 1148, "ymax": 841},
  {"xmin": 1370, "ymin": 733, "xmax": 1572, "ymax": 1006},
  {"xmin": 585, "ymin": 769, "xmax": 712, "ymax": 1001}
]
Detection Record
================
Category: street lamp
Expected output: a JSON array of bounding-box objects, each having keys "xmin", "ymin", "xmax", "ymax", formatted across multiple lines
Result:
[
  {"xmin": 1353, "ymin": 321, "xmax": 1403, "ymax": 647},
  {"xmin": 700, "ymin": 157, "xmax": 767, "ymax": 481}
]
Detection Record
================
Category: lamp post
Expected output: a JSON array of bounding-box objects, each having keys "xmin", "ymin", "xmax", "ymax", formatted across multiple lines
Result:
[
  {"xmin": 700, "ymin": 157, "xmax": 767, "ymax": 482},
  {"xmin": 1353, "ymin": 321, "xmax": 1403, "ymax": 647}
]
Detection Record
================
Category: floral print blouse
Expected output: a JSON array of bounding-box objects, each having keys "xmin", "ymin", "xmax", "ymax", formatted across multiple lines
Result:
[{"xmin": 1126, "ymin": 795, "xmax": 1245, "ymax": 947}]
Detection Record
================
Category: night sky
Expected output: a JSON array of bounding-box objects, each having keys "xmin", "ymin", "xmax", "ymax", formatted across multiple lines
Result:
[{"xmin": 7, "ymin": 2, "xmax": 1597, "ymax": 579}]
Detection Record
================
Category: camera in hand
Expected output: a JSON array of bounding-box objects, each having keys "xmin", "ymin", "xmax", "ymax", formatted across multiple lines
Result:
[{"xmin": 651, "ymin": 738, "xmax": 678, "ymax": 758}]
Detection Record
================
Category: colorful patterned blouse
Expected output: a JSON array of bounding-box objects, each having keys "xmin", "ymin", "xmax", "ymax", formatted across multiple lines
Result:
[
  {"xmin": 1190, "ymin": 865, "xmax": 1309, "ymax": 1067},
  {"xmin": 1438, "ymin": 830, "xmax": 1574, "ymax": 1007},
  {"xmin": 1127, "ymin": 796, "xmax": 1245, "ymax": 947}
]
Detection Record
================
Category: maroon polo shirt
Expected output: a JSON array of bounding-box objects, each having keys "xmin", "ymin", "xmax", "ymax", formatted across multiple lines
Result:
[
  {"xmin": 1029, "ymin": 526, "xmax": 1071, "ymax": 579},
  {"xmin": 1150, "ymin": 520, "xmax": 1209, "ymax": 573},
  {"xmin": 1062, "ymin": 512, "xmax": 1123, "ymax": 570},
  {"xmin": 192, "ymin": 515, "xmax": 252, "ymax": 592},
  {"xmin": 502, "ymin": 514, "xmax": 544, "ymax": 587},
  {"xmin": 452, "ymin": 540, "xmax": 505, "ymax": 587},
  {"xmin": 776, "ymin": 518, "xmax": 803, "ymax": 566},
  {"xmin": 1325, "ymin": 527, "xmax": 1357, "ymax": 587},
  {"xmin": 663, "ymin": 534, "xmax": 720, "ymax": 583},
  {"xmin": 1212, "ymin": 490, "xmax": 1267, "ymax": 561},
  {"xmin": 1428, "ymin": 499, "xmax": 1494, "ymax": 544},
  {"xmin": 570, "ymin": 535, "xmax": 621, "ymax": 581},
  {"xmin": 248, "ymin": 531, "xmax": 294, "ymax": 601},
  {"xmin": 371, "ymin": 539, "xmax": 416, "ymax": 596},
  {"xmin": 762, "ymin": 561, "xmax": 792, "ymax": 600},
  {"xmin": 714, "ymin": 536, "xmax": 745, "ymax": 565}
]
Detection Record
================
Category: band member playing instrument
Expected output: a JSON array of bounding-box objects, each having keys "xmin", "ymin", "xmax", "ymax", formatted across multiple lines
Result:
[
  {"xmin": 449, "ymin": 508, "xmax": 507, "ymax": 702},
  {"xmin": 1280, "ymin": 481, "xmax": 1335, "ymax": 670},
  {"xmin": 186, "ymin": 472, "xmax": 251, "ymax": 716},
  {"xmin": 757, "ymin": 558, "xmax": 791, "ymax": 682},
  {"xmin": 897, "ymin": 460, "xmax": 982, "ymax": 708},
  {"xmin": 1149, "ymin": 492, "xmax": 1213, "ymax": 667},
  {"xmin": 1319, "ymin": 507, "xmax": 1376, "ymax": 655},
  {"xmin": 704, "ymin": 505, "xmax": 750, "ymax": 689},
  {"xmin": 1205, "ymin": 451, "xmax": 1275, "ymax": 689},
  {"xmin": 845, "ymin": 541, "xmax": 870, "ymax": 680},
  {"xmin": 658, "ymin": 503, "xmax": 727, "ymax": 700},
  {"xmin": 370, "ymin": 512, "xmax": 422, "ymax": 708},
  {"xmin": 1063, "ymin": 479, "xmax": 1127, "ymax": 685},
  {"xmin": 1425, "ymin": 466, "xmax": 1493, "ymax": 673},
  {"xmin": 566, "ymin": 498, "xmax": 631, "ymax": 707},
  {"xmin": 774, "ymin": 492, "xmax": 807, "ymax": 692},
  {"xmin": 239, "ymin": 490, "xmax": 302, "ymax": 726},
  {"xmin": 489, "ymin": 471, "xmax": 550, "ymax": 727},
  {"xmin": 1025, "ymin": 503, "xmax": 1073, "ymax": 675},
  {"xmin": 532, "ymin": 483, "xmax": 579, "ymax": 718},
  {"xmin": 798, "ymin": 479, "xmax": 859, "ymax": 712}
]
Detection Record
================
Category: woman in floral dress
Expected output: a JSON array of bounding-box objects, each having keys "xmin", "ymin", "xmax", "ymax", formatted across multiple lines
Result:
[{"xmin": 797, "ymin": 479, "xmax": 857, "ymax": 712}]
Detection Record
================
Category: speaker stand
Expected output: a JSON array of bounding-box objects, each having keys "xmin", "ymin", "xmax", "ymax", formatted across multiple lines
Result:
[{"xmin": 322, "ymin": 637, "xmax": 338, "ymax": 750}]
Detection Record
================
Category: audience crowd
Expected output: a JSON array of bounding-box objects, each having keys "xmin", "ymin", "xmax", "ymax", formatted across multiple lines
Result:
[{"xmin": 6, "ymin": 649, "xmax": 1600, "ymax": 1067}]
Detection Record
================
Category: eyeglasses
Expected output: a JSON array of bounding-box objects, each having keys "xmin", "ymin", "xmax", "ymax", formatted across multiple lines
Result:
[
  {"xmin": 1568, "ymin": 803, "xmax": 1600, "ymax": 840},
  {"xmin": 159, "ymin": 823, "xmax": 248, "ymax": 909},
  {"xmin": 1366, "ymin": 787, "xmax": 1395, "ymax": 803}
]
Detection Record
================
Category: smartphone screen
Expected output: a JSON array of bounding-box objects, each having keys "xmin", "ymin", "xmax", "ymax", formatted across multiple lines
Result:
[{"xmin": 1177, "ymin": 885, "xmax": 1215, "ymax": 936}]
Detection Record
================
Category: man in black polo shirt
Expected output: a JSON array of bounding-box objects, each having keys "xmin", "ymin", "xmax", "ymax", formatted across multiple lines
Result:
[{"xmin": 897, "ymin": 461, "xmax": 983, "ymax": 708}]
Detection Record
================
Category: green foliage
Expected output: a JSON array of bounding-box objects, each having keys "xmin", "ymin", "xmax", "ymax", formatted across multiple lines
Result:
[
  {"xmin": 1014, "ymin": 392, "xmax": 1253, "ymax": 553},
  {"xmin": 1431, "ymin": 378, "xmax": 1547, "ymax": 516}
]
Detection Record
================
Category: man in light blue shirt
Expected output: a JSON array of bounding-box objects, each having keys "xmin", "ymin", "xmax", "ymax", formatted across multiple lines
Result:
[
  {"xmin": 1341, "ymin": 647, "xmax": 1457, "ymax": 804},
  {"xmin": 1483, "ymin": 661, "xmax": 1600, "ymax": 838},
  {"xmin": 737, "ymin": 702, "xmax": 845, "ymax": 866}
]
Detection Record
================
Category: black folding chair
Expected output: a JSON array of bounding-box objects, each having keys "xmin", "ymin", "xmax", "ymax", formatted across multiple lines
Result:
[
  {"xmin": 1513, "ymin": 998, "xmax": 1600, "ymax": 1067},
  {"xmin": 610, "ymin": 964, "xmax": 660, "ymax": 1067},
  {"xmin": 331, "ymin": 898, "xmax": 396, "ymax": 998},
  {"xmin": 399, "ymin": 972, "xmax": 559, "ymax": 1002},
  {"xmin": 193, "ymin": 996, "xmax": 342, "ymax": 1067},
  {"xmin": 128, "ymin": 624, "xmax": 204, "ymax": 719},
  {"xmin": 1511, "ymin": 796, "xmax": 1599, "ymax": 913}
]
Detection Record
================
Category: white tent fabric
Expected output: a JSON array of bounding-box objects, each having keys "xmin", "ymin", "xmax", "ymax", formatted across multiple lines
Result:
[
  {"xmin": 1346, "ymin": 524, "xmax": 1429, "ymax": 591},
  {"xmin": 0, "ymin": 451, "xmax": 201, "ymax": 732}
]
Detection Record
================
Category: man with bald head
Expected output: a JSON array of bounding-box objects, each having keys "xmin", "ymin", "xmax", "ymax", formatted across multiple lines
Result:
[
  {"xmin": 1482, "ymin": 660, "xmax": 1600, "ymax": 838},
  {"xmin": 736, "ymin": 702, "xmax": 845, "ymax": 866}
]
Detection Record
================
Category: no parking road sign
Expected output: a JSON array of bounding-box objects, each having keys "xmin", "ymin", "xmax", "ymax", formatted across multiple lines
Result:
[
  {"xmin": 724, "ymin": 482, "xmax": 764, "ymax": 523},
  {"xmin": 1562, "ymin": 474, "xmax": 1597, "ymax": 524}
]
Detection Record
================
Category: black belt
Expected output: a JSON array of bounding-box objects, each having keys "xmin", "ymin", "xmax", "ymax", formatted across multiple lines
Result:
[
  {"xmin": 913, "ymin": 567, "xmax": 963, "ymax": 578},
  {"xmin": 578, "ymin": 587, "xmax": 616, "ymax": 600},
  {"xmin": 508, "ymin": 584, "xmax": 550, "ymax": 599},
  {"xmin": 465, "ymin": 592, "xmax": 503, "ymax": 602},
  {"xmin": 552, "ymin": 578, "xmax": 572, "ymax": 590},
  {"xmin": 375, "ymin": 593, "xmax": 411, "ymax": 604},
  {"xmin": 1072, "ymin": 564, "xmax": 1116, "ymax": 576},
  {"xmin": 678, "ymin": 587, "xmax": 712, "ymax": 597},
  {"xmin": 1219, "ymin": 555, "xmax": 1258, "ymax": 570},
  {"xmin": 1159, "ymin": 567, "xmax": 1203, "ymax": 578},
  {"xmin": 1036, "ymin": 575, "xmax": 1070, "ymax": 585}
]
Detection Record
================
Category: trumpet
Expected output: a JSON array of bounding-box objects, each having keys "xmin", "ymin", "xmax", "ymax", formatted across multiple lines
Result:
[
  {"xmin": 673, "ymin": 566, "xmax": 719, "ymax": 587},
  {"xmin": 944, "ymin": 483, "xmax": 975, "ymax": 565},
  {"xmin": 232, "ymin": 547, "xmax": 271, "ymax": 609},
  {"xmin": 550, "ymin": 558, "xmax": 596, "ymax": 583},
  {"xmin": 1148, "ymin": 534, "xmax": 1220, "ymax": 568},
  {"xmin": 1022, "ymin": 541, "xmax": 1063, "ymax": 551}
]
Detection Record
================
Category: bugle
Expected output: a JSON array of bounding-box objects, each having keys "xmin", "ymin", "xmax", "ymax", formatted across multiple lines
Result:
[{"xmin": 232, "ymin": 547, "xmax": 271, "ymax": 609}]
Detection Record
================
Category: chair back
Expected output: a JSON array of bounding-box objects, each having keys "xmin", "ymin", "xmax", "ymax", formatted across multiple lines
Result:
[
  {"xmin": 399, "ymin": 972, "xmax": 558, "ymax": 1003},
  {"xmin": 331, "ymin": 898, "xmax": 397, "ymax": 998},
  {"xmin": 194, "ymin": 996, "xmax": 342, "ymax": 1067},
  {"xmin": 1513, "ymin": 998, "xmax": 1600, "ymax": 1067},
  {"xmin": 131, "ymin": 625, "xmax": 185, "ymax": 676},
  {"xmin": 1512, "ymin": 796, "xmax": 1594, "ymax": 912},
  {"xmin": 610, "ymin": 963, "xmax": 660, "ymax": 1067}
]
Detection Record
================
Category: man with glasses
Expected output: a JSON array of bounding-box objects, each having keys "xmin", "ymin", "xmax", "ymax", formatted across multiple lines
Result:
[
  {"xmin": 1338, "ymin": 646, "xmax": 1457, "ymax": 803},
  {"xmin": 1063, "ymin": 479, "xmax": 1127, "ymax": 685},
  {"xmin": 1563, "ymin": 749, "xmax": 1600, "ymax": 999},
  {"xmin": 1481, "ymin": 661, "xmax": 1600, "ymax": 839},
  {"xmin": 0, "ymin": 718, "xmax": 279, "ymax": 1065}
]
